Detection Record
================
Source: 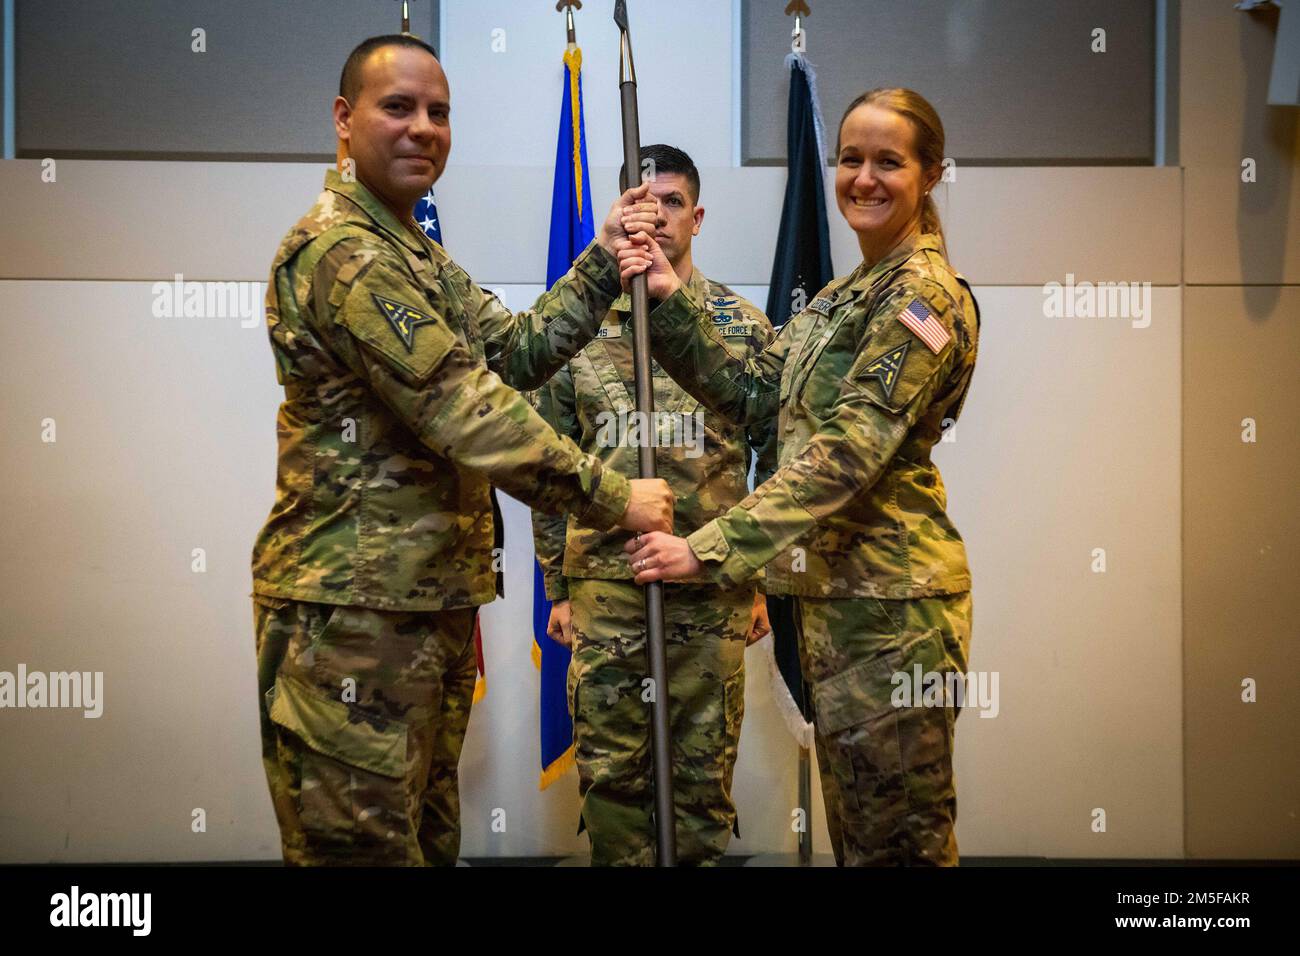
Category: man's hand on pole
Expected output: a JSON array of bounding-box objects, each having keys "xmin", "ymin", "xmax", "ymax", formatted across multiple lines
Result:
[
  {"xmin": 598, "ymin": 181, "xmax": 658, "ymax": 255},
  {"xmin": 617, "ymin": 479, "xmax": 674, "ymax": 534},
  {"xmin": 616, "ymin": 232, "xmax": 681, "ymax": 300}
]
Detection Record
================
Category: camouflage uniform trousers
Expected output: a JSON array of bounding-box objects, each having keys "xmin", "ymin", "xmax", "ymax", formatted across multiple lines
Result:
[
  {"xmin": 567, "ymin": 578, "xmax": 751, "ymax": 866},
  {"xmin": 796, "ymin": 592, "xmax": 973, "ymax": 866},
  {"xmin": 253, "ymin": 594, "xmax": 478, "ymax": 866}
]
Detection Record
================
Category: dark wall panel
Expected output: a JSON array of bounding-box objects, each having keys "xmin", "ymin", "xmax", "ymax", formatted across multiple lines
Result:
[
  {"xmin": 16, "ymin": 0, "xmax": 439, "ymax": 160},
  {"xmin": 742, "ymin": 0, "xmax": 1155, "ymax": 165}
]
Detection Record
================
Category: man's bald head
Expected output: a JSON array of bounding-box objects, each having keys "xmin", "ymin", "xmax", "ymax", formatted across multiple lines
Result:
[
  {"xmin": 339, "ymin": 34, "xmax": 439, "ymax": 103},
  {"xmin": 333, "ymin": 35, "xmax": 450, "ymax": 223}
]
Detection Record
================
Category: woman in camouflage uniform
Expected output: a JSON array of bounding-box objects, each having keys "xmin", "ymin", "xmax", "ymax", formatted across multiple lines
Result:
[{"xmin": 619, "ymin": 89, "xmax": 980, "ymax": 866}]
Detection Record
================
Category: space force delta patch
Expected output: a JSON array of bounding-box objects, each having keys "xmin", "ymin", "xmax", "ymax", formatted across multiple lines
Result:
[
  {"xmin": 373, "ymin": 294, "xmax": 437, "ymax": 351},
  {"xmin": 859, "ymin": 341, "xmax": 909, "ymax": 401}
]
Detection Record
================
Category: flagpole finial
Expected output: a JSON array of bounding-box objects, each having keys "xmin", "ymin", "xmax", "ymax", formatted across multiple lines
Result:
[
  {"xmin": 400, "ymin": 0, "xmax": 411, "ymax": 35},
  {"xmin": 557, "ymin": 1, "xmax": 581, "ymax": 45},
  {"xmin": 785, "ymin": 0, "xmax": 811, "ymax": 50},
  {"xmin": 614, "ymin": 1, "xmax": 635, "ymax": 84}
]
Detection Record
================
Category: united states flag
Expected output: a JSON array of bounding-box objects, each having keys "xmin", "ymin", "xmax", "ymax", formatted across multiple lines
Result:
[
  {"xmin": 896, "ymin": 297, "xmax": 951, "ymax": 354},
  {"xmin": 414, "ymin": 187, "xmax": 442, "ymax": 244}
]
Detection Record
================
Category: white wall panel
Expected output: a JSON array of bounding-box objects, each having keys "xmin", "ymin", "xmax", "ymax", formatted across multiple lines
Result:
[
  {"xmin": 0, "ymin": 281, "xmax": 1183, "ymax": 861},
  {"xmin": 0, "ymin": 161, "xmax": 1182, "ymax": 287}
]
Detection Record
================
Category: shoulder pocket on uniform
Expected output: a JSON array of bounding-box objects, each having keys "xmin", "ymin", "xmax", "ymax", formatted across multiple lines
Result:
[
  {"xmin": 333, "ymin": 255, "xmax": 457, "ymax": 386},
  {"xmin": 849, "ymin": 284, "xmax": 957, "ymax": 415}
]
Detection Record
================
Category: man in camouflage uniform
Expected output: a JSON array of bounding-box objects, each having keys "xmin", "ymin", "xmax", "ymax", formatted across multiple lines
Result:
[
  {"xmin": 251, "ymin": 34, "xmax": 671, "ymax": 866},
  {"xmin": 532, "ymin": 145, "xmax": 776, "ymax": 866},
  {"xmin": 623, "ymin": 228, "xmax": 980, "ymax": 866}
]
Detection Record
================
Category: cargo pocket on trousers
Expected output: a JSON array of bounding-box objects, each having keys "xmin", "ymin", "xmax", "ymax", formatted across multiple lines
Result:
[
  {"xmin": 810, "ymin": 629, "xmax": 951, "ymax": 821},
  {"xmin": 267, "ymin": 673, "xmax": 411, "ymax": 854}
]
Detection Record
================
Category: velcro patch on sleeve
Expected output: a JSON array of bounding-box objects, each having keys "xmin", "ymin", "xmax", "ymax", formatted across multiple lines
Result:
[
  {"xmin": 857, "ymin": 341, "xmax": 910, "ymax": 403},
  {"xmin": 895, "ymin": 296, "xmax": 951, "ymax": 354},
  {"xmin": 373, "ymin": 294, "xmax": 438, "ymax": 352},
  {"xmin": 850, "ymin": 286, "xmax": 957, "ymax": 414},
  {"xmin": 334, "ymin": 255, "xmax": 456, "ymax": 385}
]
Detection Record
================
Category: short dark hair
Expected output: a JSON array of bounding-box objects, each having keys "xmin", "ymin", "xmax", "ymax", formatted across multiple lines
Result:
[
  {"xmin": 339, "ymin": 34, "xmax": 439, "ymax": 102},
  {"xmin": 620, "ymin": 143, "xmax": 701, "ymax": 203}
]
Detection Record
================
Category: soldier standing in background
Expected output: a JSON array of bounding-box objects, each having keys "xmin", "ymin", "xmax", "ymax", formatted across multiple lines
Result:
[
  {"xmin": 251, "ymin": 34, "xmax": 670, "ymax": 866},
  {"xmin": 533, "ymin": 145, "xmax": 776, "ymax": 865}
]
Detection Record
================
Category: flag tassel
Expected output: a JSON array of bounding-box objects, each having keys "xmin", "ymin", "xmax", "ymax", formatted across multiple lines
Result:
[{"xmin": 759, "ymin": 632, "xmax": 815, "ymax": 748}]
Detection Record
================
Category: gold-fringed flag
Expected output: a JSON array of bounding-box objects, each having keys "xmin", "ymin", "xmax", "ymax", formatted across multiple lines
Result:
[{"xmin": 533, "ymin": 41, "xmax": 595, "ymax": 789}]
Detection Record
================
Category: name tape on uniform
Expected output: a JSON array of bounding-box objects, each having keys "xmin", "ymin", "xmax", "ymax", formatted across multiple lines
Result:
[{"xmin": 707, "ymin": 296, "xmax": 753, "ymax": 337}]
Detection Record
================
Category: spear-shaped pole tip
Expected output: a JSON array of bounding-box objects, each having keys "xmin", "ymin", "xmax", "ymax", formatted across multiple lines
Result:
[{"xmin": 614, "ymin": 1, "xmax": 635, "ymax": 83}]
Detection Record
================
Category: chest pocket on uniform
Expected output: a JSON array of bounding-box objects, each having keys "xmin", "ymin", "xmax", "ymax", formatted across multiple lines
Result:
[
  {"xmin": 408, "ymin": 252, "xmax": 485, "ymax": 364},
  {"xmin": 776, "ymin": 315, "xmax": 810, "ymax": 406},
  {"xmin": 794, "ymin": 308, "xmax": 859, "ymax": 419}
]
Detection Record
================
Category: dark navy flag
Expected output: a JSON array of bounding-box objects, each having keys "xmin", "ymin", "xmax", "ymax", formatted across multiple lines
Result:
[{"xmin": 764, "ymin": 52, "xmax": 834, "ymax": 744}]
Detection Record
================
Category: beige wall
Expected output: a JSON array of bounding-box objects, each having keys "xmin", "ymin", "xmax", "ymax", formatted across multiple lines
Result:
[
  {"xmin": 0, "ymin": 171, "xmax": 1186, "ymax": 861},
  {"xmin": 1180, "ymin": 0, "xmax": 1300, "ymax": 859}
]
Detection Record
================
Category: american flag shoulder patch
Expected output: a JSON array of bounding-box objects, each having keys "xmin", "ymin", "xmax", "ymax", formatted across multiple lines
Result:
[{"xmin": 896, "ymin": 297, "xmax": 951, "ymax": 354}]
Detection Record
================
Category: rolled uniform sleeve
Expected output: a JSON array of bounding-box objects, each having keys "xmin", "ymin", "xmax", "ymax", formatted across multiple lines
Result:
[
  {"xmin": 471, "ymin": 240, "xmax": 623, "ymax": 390},
  {"xmin": 685, "ymin": 280, "xmax": 963, "ymax": 586},
  {"xmin": 528, "ymin": 365, "xmax": 579, "ymax": 602},
  {"xmin": 311, "ymin": 239, "xmax": 630, "ymax": 530},
  {"xmin": 647, "ymin": 283, "xmax": 787, "ymax": 428}
]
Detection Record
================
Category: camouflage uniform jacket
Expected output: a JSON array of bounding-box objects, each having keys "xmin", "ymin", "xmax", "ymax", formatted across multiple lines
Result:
[
  {"xmin": 251, "ymin": 170, "xmax": 630, "ymax": 612},
  {"xmin": 647, "ymin": 232, "xmax": 980, "ymax": 599},
  {"xmin": 530, "ymin": 271, "xmax": 776, "ymax": 601}
]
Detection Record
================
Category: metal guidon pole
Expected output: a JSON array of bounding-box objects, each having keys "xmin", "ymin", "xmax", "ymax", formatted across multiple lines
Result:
[{"xmin": 613, "ymin": 0, "xmax": 677, "ymax": 867}]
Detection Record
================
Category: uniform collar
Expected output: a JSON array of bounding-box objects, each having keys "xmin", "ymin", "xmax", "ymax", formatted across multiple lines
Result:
[
  {"xmin": 609, "ymin": 266, "xmax": 708, "ymax": 317},
  {"xmin": 323, "ymin": 168, "xmax": 430, "ymax": 256},
  {"xmin": 844, "ymin": 231, "xmax": 943, "ymax": 295}
]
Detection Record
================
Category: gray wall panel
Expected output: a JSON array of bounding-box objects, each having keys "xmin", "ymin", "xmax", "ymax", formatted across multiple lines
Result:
[
  {"xmin": 16, "ymin": 0, "xmax": 439, "ymax": 159},
  {"xmin": 742, "ymin": 0, "xmax": 1156, "ymax": 165}
]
